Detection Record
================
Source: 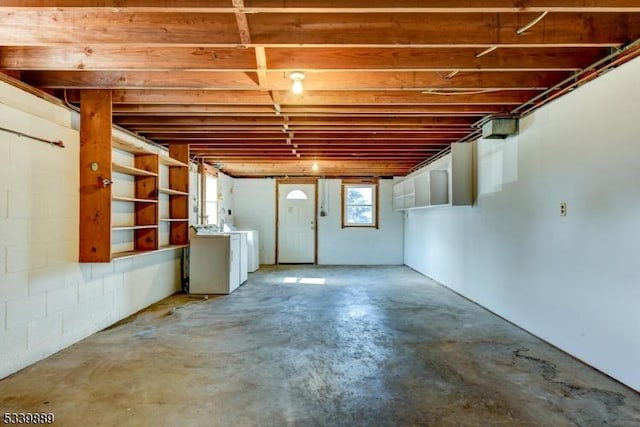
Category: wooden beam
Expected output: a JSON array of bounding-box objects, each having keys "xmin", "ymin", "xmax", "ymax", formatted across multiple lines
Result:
[
  {"xmin": 196, "ymin": 154, "xmax": 430, "ymax": 160},
  {"xmin": 79, "ymin": 89, "xmax": 112, "ymax": 262},
  {"xmin": 21, "ymin": 70, "xmax": 569, "ymax": 90},
  {"xmin": 0, "ymin": 46, "xmax": 257, "ymax": 70},
  {"xmin": 129, "ymin": 125, "xmax": 475, "ymax": 133},
  {"xmin": 2, "ymin": 1, "xmax": 639, "ymax": 13},
  {"xmin": 139, "ymin": 127, "xmax": 471, "ymax": 134},
  {"xmin": 201, "ymin": 159, "xmax": 423, "ymax": 177},
  {"xmin": 0, "ymin": 46, "xmax": 606, "ymax": 71},
  {"xmin": 190, "ymin": 146, "xmax": 447, "ymax": 153},
  {"xmin": 232, "ymin": 0, "xmax": 252, "ymax": 45},
  {"xmin": 112, "ymin": 104, "xmax": 275, "ymax": 114},
  {"xmin": 265, "ymin": 47, "xmax": 607, "ymax": 71},
  {"xmin": 111, "ymin": 104, "xmax": 508, "ymax": 116},
  {"xmin": 115, "ymin": 115, "xmax": 477, "ymax": 126},
  {"xmin": 146, "ymin": 132, "xmax": 465, "ymax": 140},
  {"xmin": 69, "ymin": 89, "xmax": 540, "ymax": 105},
  {"xmin": 184, "ymin": 144, "xmax": 454, "ymax": 151},
  {"xmin": 0, "ymin": 11, "xmax": 637, "ymax": 46},
  {"xmin": 22, "ymin": 71, "xmax": 260, "ymax": 89},
  {"xmin": 247, "ymin": 13, "xmax": 640, "ymax": 47},
  {"xmin": 254, "ymin": 47, "xmax": 268, "ymax": 88}
]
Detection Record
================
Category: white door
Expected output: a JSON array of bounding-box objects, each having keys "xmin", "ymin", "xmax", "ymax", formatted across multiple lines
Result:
[{"xmin": 278, "ymin": 183, "xmax": 315, "ymax": 263}]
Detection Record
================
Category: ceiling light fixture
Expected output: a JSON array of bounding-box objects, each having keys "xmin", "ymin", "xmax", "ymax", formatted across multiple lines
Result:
[
  {"xmin": 312, "ymin": 162, "xmax": 319, "ymax": 171},
  {"xmin": 290, "ymin": 71, "xmax": 305, "ymax": 94}
]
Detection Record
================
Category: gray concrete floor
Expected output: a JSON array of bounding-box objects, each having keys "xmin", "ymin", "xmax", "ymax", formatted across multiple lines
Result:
[{"xmin": 1, "ymin": 265, "xmax": 639, "ymax": 426}]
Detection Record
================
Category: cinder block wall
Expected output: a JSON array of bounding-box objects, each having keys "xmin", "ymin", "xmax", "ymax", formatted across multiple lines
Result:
[{"xmin": 0, "ymin": 81, "xmax": 181, "ymax": 379}]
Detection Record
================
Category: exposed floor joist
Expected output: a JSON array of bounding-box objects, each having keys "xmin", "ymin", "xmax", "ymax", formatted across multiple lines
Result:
[{"xmin": 1, "ymin": 3, "xmax": 639, "ymax": 176}]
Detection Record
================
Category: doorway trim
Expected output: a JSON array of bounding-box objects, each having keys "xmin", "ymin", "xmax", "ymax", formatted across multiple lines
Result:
[{"xmin": 276, "ymin": 178, "xmax": 318, "ymax": 264}]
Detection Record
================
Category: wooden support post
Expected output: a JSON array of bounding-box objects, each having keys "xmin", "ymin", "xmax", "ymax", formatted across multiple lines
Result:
[{"xmin": 79, "ymin": 89, "xmax": 112, "ymax": 262}]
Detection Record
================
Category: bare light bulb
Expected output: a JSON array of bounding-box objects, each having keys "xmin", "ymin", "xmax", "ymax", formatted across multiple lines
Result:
[
  {"xmin": 290, "ymin": 71, "xmax": 305, "ymax": 94},
  {"xmin": 312, "ymin": 162, "xmax": 319, "ymax": 171},
  {"xmin": 291, "ymin": 79, "xmax": 304, "ymax": 94}
]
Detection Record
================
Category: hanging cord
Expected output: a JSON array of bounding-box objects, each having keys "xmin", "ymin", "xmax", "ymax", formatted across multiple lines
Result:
[{"xmin": 0, "ymin": 126, "xmax": 65, "ymax": 148}]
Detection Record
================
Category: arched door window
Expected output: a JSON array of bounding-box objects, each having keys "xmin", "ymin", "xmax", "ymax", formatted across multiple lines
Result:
[{"xmin": 286, "ymin": 189, "xmax": 308, "ymax": 200}]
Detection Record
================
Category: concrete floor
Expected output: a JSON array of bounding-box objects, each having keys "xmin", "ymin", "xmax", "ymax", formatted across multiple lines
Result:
[{"xmin": 1, "ymin": 265, "xmax": 639, "ymax": 426}]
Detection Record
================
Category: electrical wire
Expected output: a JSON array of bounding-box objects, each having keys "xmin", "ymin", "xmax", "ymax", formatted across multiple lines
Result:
[{"xmin": 422, "ymin": 89, "xmax": 503, "ymax": 96}]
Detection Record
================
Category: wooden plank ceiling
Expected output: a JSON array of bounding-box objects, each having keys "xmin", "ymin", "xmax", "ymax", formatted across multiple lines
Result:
[{"xmin": 1, "ymin": 1, "xmax": 639, "ymax": 177}]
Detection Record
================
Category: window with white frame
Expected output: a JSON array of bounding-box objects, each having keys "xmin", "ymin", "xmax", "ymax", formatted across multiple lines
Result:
[{"xmin": 342, "ymin": 180, "xmax": 378, "ymax": 228}]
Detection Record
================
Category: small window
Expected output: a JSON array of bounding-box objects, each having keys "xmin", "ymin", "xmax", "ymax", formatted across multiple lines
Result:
[
  {"xmin": 286, "ymin": 189, "xmax": 308, "ymax": 200},
  {"xmin": 342, "ymin": 180, "xmax": 378, "ymax": 228}
]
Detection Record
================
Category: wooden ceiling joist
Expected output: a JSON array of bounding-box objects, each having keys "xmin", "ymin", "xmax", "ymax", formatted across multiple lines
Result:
[
  {"xmin": 110, "ymin": 106, "xmax": 508, "ymax": 117},
  {"xmin": 1, "ymin": 11, "xmax": 638, "ymax": 47},
  {"xmin": 115, "ymin": 116, "xmax": 477, "ymax": 126},
  {"xmin": 3, "ymin": 2, "xmax": 638, "ymax": 177},
  {"xmin": 22, "ymin": 70, "xmax": 569, "ymax": 90},
  {"xmin": 67, "ymin": 89, "xmax": 541, "ymax": 105},
  {"xmin": 0, "ymin": 46, "xmax": 607, "ymax": 71},
  {"xmin": 2, "ymin": 1, "xmax": 639, "ymax": 13},
  {"xmin": 146, "ymin": 132, "xmax": 466, "ymax": 140}
]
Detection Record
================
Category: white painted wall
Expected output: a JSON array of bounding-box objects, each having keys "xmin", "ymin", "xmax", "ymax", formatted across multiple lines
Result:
[
  {"xmin": 0, "ymin": 80, "xmax": 181, "ymax": 379},
  {"xmin": 317, "ymin": 179, "xmax": 404, "ymax": 265},
  {"xmin": 233, "ymin": 178, "xmax": 403, "ymax": 265},
  {"xmin": 233, "ymin": 178, "xmax": 277, "ymax": 264},
  {"xmin": 404, "ymin": 56, "xmax": 640, "ymax": 390},
  {"xmin": 217, "ymin": 171, "xmax": 235, "ymax": 228}
]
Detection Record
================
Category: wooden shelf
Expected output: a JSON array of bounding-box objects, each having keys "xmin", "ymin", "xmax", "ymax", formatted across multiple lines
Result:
[
  {"xmin": 111, "ymin": 249, "xmax": 155, "ymax": 260},
  {"xmin": 159, "ymin": 187, "xmax": 189, "ymax": 196},
  {"xmin": 80, "ymin": 106, "xmax": 189, "ymax": 262},
  {"xmin": 112, "ymin": 162, "xmax": 158, "ymax": 177},
  {"xmin": 160, "ymin": 156, "xmax": 189, "ymax": 168},
  {"xmin": 112, "ymin": 196, "xmax": 158, "ymax": 204},
  {"xmin": 112, "ymin": 138, "xmax": 154, "ymax": 155},
  {"xmin": 158, "ymin": 244, "xmax": 189, "ymax": 251},
  {"xmin": 112, "ymin": 225, "xmax": 158, "ymax": 231},
  {"xmin": 111, "ymin": 244, "xmax": 189, "ymax": 261}
]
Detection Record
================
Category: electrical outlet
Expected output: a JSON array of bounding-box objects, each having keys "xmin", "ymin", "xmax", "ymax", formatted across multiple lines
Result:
[{"xmin": 560, "ymin": 202, "xmax": 567, "ymax": 216}]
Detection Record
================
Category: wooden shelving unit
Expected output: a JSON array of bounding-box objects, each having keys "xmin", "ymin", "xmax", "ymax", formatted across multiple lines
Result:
[
  {"xmin": 165, "ymin": 145, "xmax": 190, "ymax": 247},
  {"xmin": 79, "ymin": 90, "xmax": 190, "ymax": 262},
  {"xmin": 393, "ymin": 142, "xmax": 472, "ymax": 211}
]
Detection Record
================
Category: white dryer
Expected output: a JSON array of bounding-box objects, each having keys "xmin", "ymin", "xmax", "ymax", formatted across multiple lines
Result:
[{"xmin": 189, "ymin": 233, "xmax": 241, "ymax": 295}]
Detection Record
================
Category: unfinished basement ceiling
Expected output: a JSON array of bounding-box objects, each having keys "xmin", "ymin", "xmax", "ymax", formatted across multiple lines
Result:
[{"xmin": 1, "ymin": 1, "xmax": 639, "ymax": 177}]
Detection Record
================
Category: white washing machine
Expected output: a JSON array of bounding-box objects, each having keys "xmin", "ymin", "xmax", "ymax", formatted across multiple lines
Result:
[{"xmin": 237, "ymin": 230, "xmax": 259, "ymax": 272}]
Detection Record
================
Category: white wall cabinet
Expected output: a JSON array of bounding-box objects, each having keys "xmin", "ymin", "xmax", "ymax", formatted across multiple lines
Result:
[{"xmin": 393, "ymin": 142, "xmax": 473, "ymax": 211}]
